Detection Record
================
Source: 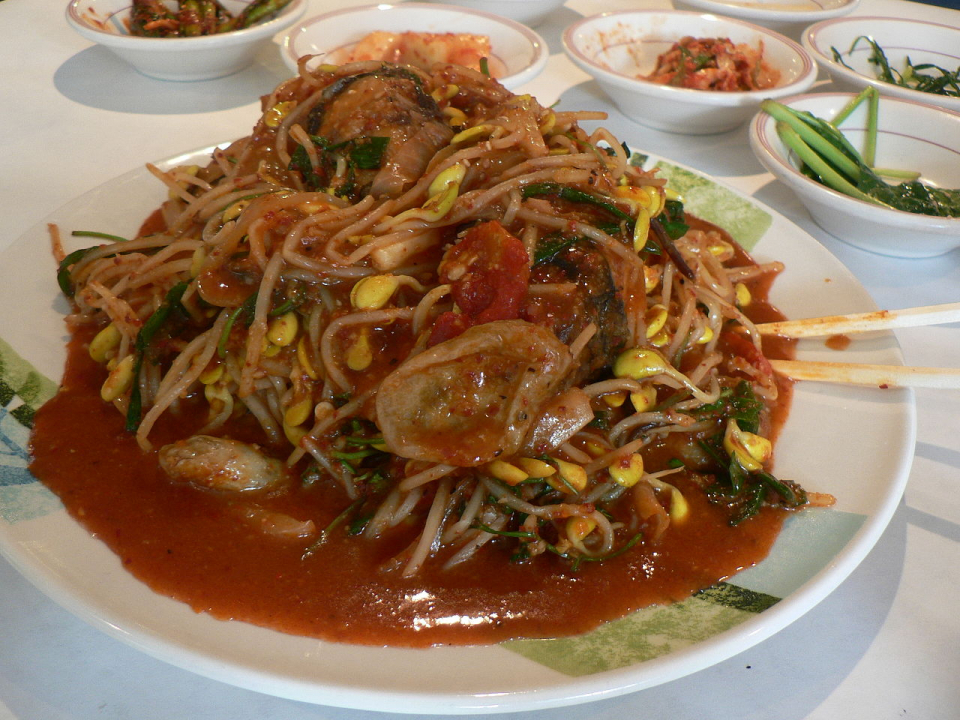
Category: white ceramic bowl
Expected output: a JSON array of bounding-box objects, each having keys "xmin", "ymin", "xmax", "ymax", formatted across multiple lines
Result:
[
  {"xmin": 65, "ymin": 0, "xmax": 306, "ymax": 81},
  {"xmin": 750, "ymin": 92, "xmax": 960, "ymax": 258},
  {"xmin": 280, "ymin": 3, "xmax": 548, "ymax": 90},
  {"xmin": 424, "ymin": 0, "xmax": 566, "ymax": 28},
  {"xmin": 563, "ymin": 11, "xmax": 818, "ymax": 135},
  {"xmin": 803, "ymin": 16, "xmax": 960, "ymax": 113},
  {"xmin": 677, "ymin": 0, "xmax": 858, "ymax": 35}
]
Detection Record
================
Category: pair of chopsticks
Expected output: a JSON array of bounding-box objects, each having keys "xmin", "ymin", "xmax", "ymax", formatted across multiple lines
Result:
[{"xmin": 754, "ymin": 302, "xmax": 960, "ymax": 389}]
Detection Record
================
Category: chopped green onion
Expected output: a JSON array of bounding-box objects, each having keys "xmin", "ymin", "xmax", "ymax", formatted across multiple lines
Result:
[
  {"xmin": 126, "ymin": 281, "xmax": 188, "ymax": 431},
  {"xmin": 475, "ymin": 524, "xmax": 537, "ymax": 539},
  {"xmin": 217, "ymin": 292, "xmax": 258, "ymax": 358},
  {"xmin": 71, "ymin": 230, "xmax": 129, "ymax": 243}
]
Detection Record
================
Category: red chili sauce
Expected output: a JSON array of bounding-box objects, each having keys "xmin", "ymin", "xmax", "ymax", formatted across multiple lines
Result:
[
  {"xmin": 826, "ymin": 333, "xmax": 852, "ymax": 351},
  {"xmin": 29, "ymin": 220, "xmax": 795, "ymax": 648}
]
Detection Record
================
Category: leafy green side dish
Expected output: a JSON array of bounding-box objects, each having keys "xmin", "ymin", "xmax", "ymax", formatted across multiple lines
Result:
[
  {"xmin": 131, "ymin": 0, "xmax": 293, "ymax": 38},
  {"xmin": 762, "ymin": 89, "xmax": 960, "ymax": 218},
  {"xmin": 831, "ymin": 36, "xmax": 960, "ymax": 98}
]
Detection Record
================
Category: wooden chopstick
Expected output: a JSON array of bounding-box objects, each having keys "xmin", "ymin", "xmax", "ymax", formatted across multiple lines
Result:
[
  {"xmin": 770, "ymin": 359, "xmax": 960, "ymax": 389},
  {"xmin": 756, "ymin": 302, "xmax": 960, "ymax": 338}
]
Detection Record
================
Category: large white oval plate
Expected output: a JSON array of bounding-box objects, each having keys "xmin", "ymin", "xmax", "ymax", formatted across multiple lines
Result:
[{"xmin": 0, "ymin": 146, "xmax": 914, "ymax": 713}]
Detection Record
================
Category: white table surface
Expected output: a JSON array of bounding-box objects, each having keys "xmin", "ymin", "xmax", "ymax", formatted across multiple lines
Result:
[{"xmin": 1, "ymin": 0, "xmax": 958, "ymax": 717}]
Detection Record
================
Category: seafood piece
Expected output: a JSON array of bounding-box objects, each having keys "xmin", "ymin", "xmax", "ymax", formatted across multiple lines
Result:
[
  {"xmin": 434, "ymin": 64, "xmax": 514, "ymax": 114},
  {"xmin": 376, "ymin": 320, "xmax": 573, "ymax": 466},
  {"xmin": 521, "ymin": 387, "xmax": 594, "ymax": 456},
  {"xmin": 305, "ymin": 69, "xmax": 453, "ymax": 198},
  {"xmin": 235, "ymin": 505, "xmax": 316, "ymax": 540},
  {"xmin": 158, "ymin": 435, "xmax": 283, "ymax": 492},
  {"xmin": 525, "ymin": 240, "xmax": 629, "ymax": 383}
]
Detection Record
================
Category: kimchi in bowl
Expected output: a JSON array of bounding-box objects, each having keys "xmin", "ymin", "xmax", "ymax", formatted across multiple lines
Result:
[
  {"xmin": 280, "ymin": 3, "xmax": 549, "ymax": 90},
  {"xmin": 563, "ymin": 10, "xmax": 818, "ymax": 135}
]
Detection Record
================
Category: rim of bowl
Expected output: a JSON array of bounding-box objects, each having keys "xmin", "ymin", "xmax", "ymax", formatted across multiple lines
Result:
[
  {"xmin": 279, "ymin": 2, "xmax": 548, "ymax": 87},
  {"xmin": 443, "ymin": 0, "xmax": 564, "ymax": 3},
  {"xmin": 65, "ymin": 0, "xmax": 306, "ymax": 48},
  {"xmin": 679, "ymin": 0, "xmax": 859, "ymax": 23},
  {"xmin": 803, "ymin": 16, "xmax": 960, "ymax": 111},
  {"xmin": 563, "ymin": 10, "xmax": 818, "ymax": 106},
  {"xmin": 750, "ymin": 91, "xmax": 960, "ymax": 229}
]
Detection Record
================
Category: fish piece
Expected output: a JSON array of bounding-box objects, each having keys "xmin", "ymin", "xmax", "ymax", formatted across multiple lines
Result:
[
  {"xmin": 305, "ymin": 69, "xmax": 453, "ymax": 198},
  {"xmin": 521, "ymin": 387, "xmax": 595, "ymax": 456},
  {"xmin": 376, "ymin": 320, "xmax": 572, "ymax": 466},
  {"xmin": 158, "ymin": 435, "xmax": 283, "ymax": 492},
  {"xmin": 525, "ymin": 239, "xmax": 629, "ymax": 383}
]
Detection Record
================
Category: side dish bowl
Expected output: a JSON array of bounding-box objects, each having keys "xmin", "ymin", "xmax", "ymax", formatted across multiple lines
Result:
[
  {"xmin": 803, "ymin": 16, "xmax": 960, "ymax": 113},
  {"xmin": 423, "ymin": 0, "xmax": 566, "ymax": 28},
  {"xmin": 676, "ymin": 0, "xmax": 859, "ymax": 34},
  {"xmin": 65, "ymin": 0, "xmax": 306, "ymax": 81},
  {"xmin": 750, "ymin": 92, "xmax": 960, "ymax": 258},
  {"xmin": 563, "ymin": 11, "xmax": 818, "ymax": 135},
  {"xmin": 280, "ymin": 3, "xmax": 548, "ymax": 90}
]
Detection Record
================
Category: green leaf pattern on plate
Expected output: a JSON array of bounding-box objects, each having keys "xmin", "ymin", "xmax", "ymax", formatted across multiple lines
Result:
[
  {"xmin": 505, "ymin": 582, "xmax": 781, "ymax": 676},
  {"xmin": 654, "ymin": 161, "xmax": 773, "ymax": 252},
  {"xmin": 0, "ymin": 337, "xmax": 60, "ymax": 524},
  {"xmin": 631, "ymin": 151, "xmax": 773, "ymax": 253}
]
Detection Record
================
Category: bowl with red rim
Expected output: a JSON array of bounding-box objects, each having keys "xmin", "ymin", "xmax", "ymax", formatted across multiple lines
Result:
[
  {"xmin": 802, "ymin": 16, "xmax": 960, "ymax": 113},
  {"xmin": 424, "ymin": 0, "xmax": 567, "ymax": 28},
  {"xmin": 676, "ymin": 0, "xmax": 859, "ymax": 36},
  {"xmin": 279, "ymin": 3, "xmax": 549, "ymax": 90},
  {"xmin": 65, "ymin": 0, "xmax": 306, "ymax": 81},
  {"xmin": 562, "ymin": 10, "xmax": 818, "ymax": 135},
  {"xmin": 750, "ymin": 91, "xmax": 960, "ymax": 258}
]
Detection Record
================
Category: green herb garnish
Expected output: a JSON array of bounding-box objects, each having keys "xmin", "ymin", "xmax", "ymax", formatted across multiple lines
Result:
[
  {"xmin": 533, "ymin": 233, "xmax": 583, "ymax": 265},
  {"xmin": 475, "ymin": 524, "xmax": 537, "ymax": 539},
  {"xmin": 126, "ymin": 281, "xmax": 188, "ymax": 431},
  {"xmin": 521, "ymin": 182, "xmax": 634, "ymax": 223},
  {"xmin": 547, "ymin": 531, "xmax": 644, "ymax": 571},
  {"xmin": 349, "ymin": 136, "xmax": 390, "ymax": 169},
  {"xmin": 657, "ymin": 199, "xmax": 689, "ymax": 241},
  {"xmin": 58, "ymin": 231, "xmax": 130, "ymax": 297},
  {"xmin": 302, "ymin": 498, "xmax": 366, "ymax": 558},
  {"xmin": 57, "ymin": 248, "xmax": 93, "ymax": 297},
  {"xmin": 694, "ymin": 380, "xmax": 764, "ymax": 433},
  {"xmin": 71, "ymin": 230, "xmax": 129, "ymax": 243},
  {"xmin": 288, "ymin": 134, "xmax": 390, "ymax": 197},
  {"xmin": 217, "ymin": 291, "xmax": 258, "ymax": 358}
]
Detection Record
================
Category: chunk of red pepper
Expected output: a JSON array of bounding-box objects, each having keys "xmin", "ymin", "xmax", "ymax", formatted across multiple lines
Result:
[{"xmin": 428, "ymin": 221, "xmax": 531, "ymax": 346}]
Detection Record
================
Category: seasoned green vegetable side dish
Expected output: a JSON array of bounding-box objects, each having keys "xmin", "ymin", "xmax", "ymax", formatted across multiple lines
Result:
[
  {"xmin": 763, "ymin": 88, "xmax": 960, "ymax": 218},
  {"xmin": 831, "ymin": 36, "xmax": 960, "ymax": 99},
  {"xmin": 130, "ymin": 0, "xmax": 293, "ymax": 37}
]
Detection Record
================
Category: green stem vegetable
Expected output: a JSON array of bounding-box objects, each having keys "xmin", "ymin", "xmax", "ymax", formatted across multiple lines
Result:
[
  {"xmin": 832, "ymin": 36, "xmax": 960, "ymax": 98},
  {"xmin": 761, "ymin": 92, "xmax": 960, "ymax": 218}
]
